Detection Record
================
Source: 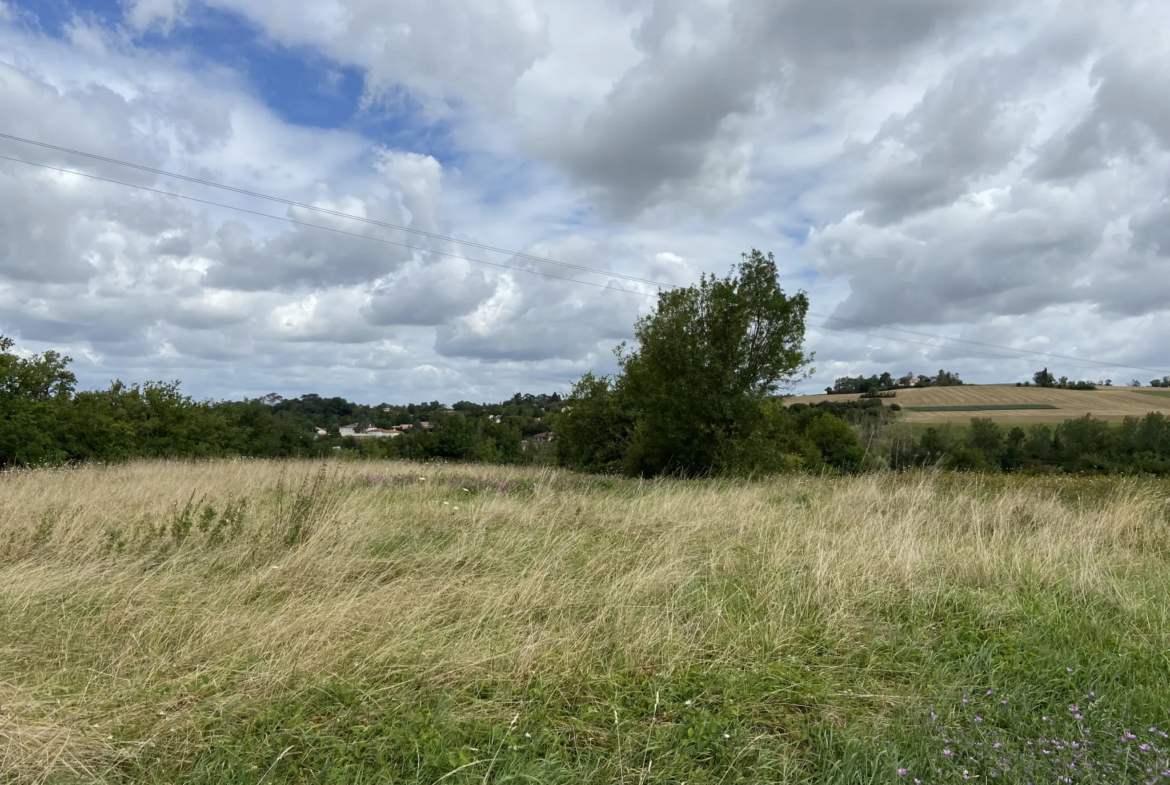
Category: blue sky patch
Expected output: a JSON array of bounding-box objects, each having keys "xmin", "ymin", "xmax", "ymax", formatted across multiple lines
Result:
[{"xmin": 6, "ymin": 0, "xmax": 458, "ymax": 164}]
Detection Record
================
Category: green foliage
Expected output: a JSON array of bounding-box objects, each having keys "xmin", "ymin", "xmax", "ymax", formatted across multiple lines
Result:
[
  {"xmin": 1032, "ymin": 367, "xmax": 1097, "ymax": 390},
  {"xmin": 0, "ymin": 335, "xmax": 77, "ymax": 466},
  {"xmin": 0, "ymin": 335, "xmax": 553, "ymax": 469},
  {"xmin": 888, "ymin": 412, "xmax": 1170, "ymax": 475},
  {"xmin": 829, "ymin": 367, "xmax": 963, "ymax": 395},
  {"xmin": 798, "ymin": 410, "xmax": 864, "ymax": 472},
  {"xmin": 555, "ymin": 373, "xmax": 635, "ymax": 473},
  {"xmin": 559, "ymin": 250, "xmax": 814, "ymax": 477},
  {"xmin": 1033, "ymin": 367, "xmax": 1057, "ymax": 387}
]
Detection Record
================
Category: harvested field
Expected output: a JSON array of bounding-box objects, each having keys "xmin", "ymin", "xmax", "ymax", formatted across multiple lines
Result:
[
  {"xmin": 787, "ymin": 384, "xmax": 1170, "ymax": 423},
  {"xmin": 902, "ymin": 404, "xmax": 1057, "ymax": 412}
]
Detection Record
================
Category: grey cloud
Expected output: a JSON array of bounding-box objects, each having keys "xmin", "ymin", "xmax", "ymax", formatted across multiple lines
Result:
[
  {"xmin": 816, "ymin": 182, "xmax": 1107, "ymax": 326},
  {"xmin": 363, "ymin": 260, "xmax": 496, "ymax": 327},
  {"xmin": 1131, "ymin": 202, "xmax": 1170, "ymax": 256},
  {"xmin": 543, "ymin": 0, "xmax": 1001, "ymax": 217},
  {"xmin": 204, "ymin": 212, "xmax": 414, "ymax": 291},
  {"xmin": 760, "ymin": 0, "xmax": 1002, "ymax": 92},
  {"xmin": 0, "ymin": 170, "xmax": 100, "ymax": 283},
  {"xmin": 1033, "ymin": 50, "xmax": 1170, "ymax": 180},
  {"xmin": 434, "ymin": 274, "xmax": 641, "ymax": 363},
  {"xmin": 151, "ymin": 234, "xmax": 194, "ymax": 257},
  {"xmin": 854, "ymin": 55, "xmax": 1042, "ymax": 224}
]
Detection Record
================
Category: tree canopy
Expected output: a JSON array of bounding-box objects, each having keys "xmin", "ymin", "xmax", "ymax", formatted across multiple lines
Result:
[{"xmin": 558, "ymin": 249, "xmax": 819, "ymax": 476}]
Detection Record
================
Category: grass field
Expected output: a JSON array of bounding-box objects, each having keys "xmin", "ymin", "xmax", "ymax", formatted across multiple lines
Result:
[
  {"xmin": 789, "ymin": 384, "xmax": 1170, "ymax": 424},
  {"xmin": 2, "ymin": 460, "xmax": 1170, "ymax": 784}
]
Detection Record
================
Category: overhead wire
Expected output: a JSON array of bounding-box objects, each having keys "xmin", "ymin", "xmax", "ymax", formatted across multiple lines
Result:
[
  {"xmin": 0, "ymin": 154, "xmax": 651, "ymax": 297},
  {"xmin": 0, "ymin": 132, "xmax": 672, "ymax": 289},
  {"xmin": 2, "ymin": 135, "xmax": 1167, "ymax": 378}
]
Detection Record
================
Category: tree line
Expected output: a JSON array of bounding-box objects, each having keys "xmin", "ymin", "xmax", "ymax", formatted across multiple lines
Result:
[
  {"xmin": 0, "ymin": 335, "xmax": 561, "ymax": 468},
  {"xmin": 826, "ymin": 368, "xmax": 964, "ymax": 395},
  {"xmin": 6, "ymin": 249, "xmax": 1169, "ymax": 476}
]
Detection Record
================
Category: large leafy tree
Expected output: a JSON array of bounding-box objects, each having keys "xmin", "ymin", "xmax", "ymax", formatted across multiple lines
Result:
[{"xmin": 561, "ymin": 250, "xmax": 813, "ymax": 476}]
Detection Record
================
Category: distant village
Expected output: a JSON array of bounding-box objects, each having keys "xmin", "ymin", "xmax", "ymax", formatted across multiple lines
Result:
[
  {"xmin": 324, "ymin": 418, "xmax": 556, "ymax": 444},
  {"xmin": 280, "ymin": 393, "xmax": 567, "ymax": 447}
]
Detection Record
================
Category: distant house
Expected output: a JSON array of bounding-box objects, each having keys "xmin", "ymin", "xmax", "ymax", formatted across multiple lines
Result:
[
  {"xmin": 339, "ymin": 423, "xmax": 361, "ymax": 437},
  {"xmin": 397, "ymin": 423, "xmax": 413, "ymax": 431},
  {"xmin": 314, "ymin": 427, "xmax": 328, "ymax": 438},
  {"xmin": 490, "ymin": 415, "xmax": 503, "ymax": 424},
  {"xmin": 419, "ymin": 421, "xmax": 433, "ymax": 431},
  {"xmin": 533, "ymin": 432, "xmax": 556, "ymax": 443},
  {"xmin": 365, "ymin": 428, "xmax": 401, "ymax": 438}
]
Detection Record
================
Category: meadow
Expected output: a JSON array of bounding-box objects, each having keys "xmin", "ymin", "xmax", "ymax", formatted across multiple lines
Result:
[{"xmin": 2, "ymin": 460, "xmax": 1169, "ymax": 784}]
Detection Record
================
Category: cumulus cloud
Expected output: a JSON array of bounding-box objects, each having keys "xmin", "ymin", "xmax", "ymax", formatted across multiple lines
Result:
[
  {"xmin": 3, "ymin": 0, "xmax": 1170, "ymax": 402},
  {"xmin": 434, "ymin": 276, "xmax": 641, "ymax": 363},
  {"xmin": 123, "ymin": 0, "xmax": 549, "ymax": 115},
  {"xmin": 363, "ymin": 256, "xmax": 496, "ymax": 327},
  {"xmin": 537, "ymin": 0, "xmax": 1006, "ymax": 217}
]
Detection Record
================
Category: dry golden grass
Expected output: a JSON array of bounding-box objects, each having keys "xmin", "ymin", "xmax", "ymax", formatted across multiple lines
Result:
[
  {"xmin": 2, "ymin": 460, "xmax": 1169, "ymax": 782},
  {"xmin": 787, "ymin": 384, "xmax": 1170, "ymax": 423}
]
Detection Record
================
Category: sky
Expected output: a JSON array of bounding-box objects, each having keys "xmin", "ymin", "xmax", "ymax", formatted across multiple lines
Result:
[{"xmin": 1, "ymin": 0, "xmax": 1168, "ymax": 404}]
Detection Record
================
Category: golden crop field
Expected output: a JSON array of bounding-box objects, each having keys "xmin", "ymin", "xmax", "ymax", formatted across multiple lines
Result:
[{"xmin": 787, "ymin": 384, "xmax": 1170, "ymax": 423}]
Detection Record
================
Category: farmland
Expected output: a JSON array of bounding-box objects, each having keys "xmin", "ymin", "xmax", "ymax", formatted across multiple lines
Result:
[
  {"xmin": 3, "ymin": 460, "xmax": 1169, "ymax": 783},
  {"xmin": 787, "ymin": 384, "xmax": 1170, "ymax": 423}
]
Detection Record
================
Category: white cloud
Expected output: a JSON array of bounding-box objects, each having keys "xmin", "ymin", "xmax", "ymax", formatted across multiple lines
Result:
[{"xmin": 2, "ymin": 0, "xmax": 1170, "ymax": 403}]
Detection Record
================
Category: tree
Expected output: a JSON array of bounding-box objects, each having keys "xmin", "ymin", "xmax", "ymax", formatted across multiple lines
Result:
[
  {"xmin": 1034, "ymin": 368, "xmax": 1057, "ymax": 388},
  {"xmin": 555, "ymin": 373, "xmax": 635, "ymax": 473},
  {"xmin": 0, "ymin": 335, "xmax": 78, "ymax": 467},
  {"xmin": 801, "ymin": 410, "xmax": 863, "ymax": 472},
  {"xmin": 559, "ymin": 250, "xmax": 812, "ymax": 477},
  {"xmin": 968, "ymin": 418, "xmax": 1003, "ymax": 459},
  {"xmin": 618, "ymin": 250, "xmax": 812, "ymax": 476}
]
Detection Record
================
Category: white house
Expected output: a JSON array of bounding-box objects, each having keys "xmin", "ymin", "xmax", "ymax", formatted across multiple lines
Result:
[
  {"xmin": 339, "ymin": 423, "xmax": 361, "ymax": 437},
  {"xmin": 314, "ymin": 427, "xmax": 327, "ymax": 438}
]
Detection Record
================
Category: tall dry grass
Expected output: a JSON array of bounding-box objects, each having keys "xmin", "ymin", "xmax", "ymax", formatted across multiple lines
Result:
[{"xmin": 1, "ymin": 460, "xmax": 1168, "ymax": 781}]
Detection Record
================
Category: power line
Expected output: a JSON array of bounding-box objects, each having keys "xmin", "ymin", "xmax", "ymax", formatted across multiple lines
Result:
[
  {"xmin": 2, "ymin": 141, "xmax": 1167, "ymax": 378},
  {"xmin": 0, "ymin": 154, "xmax": 651, "ymax": 297},
  {"xmin": 0, "ymin": 132, "xmax": 672, "ymax": 290}
]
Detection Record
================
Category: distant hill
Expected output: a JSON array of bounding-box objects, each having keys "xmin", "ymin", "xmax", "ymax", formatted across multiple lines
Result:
[{"xmin": 786, "ymin": 384, "xmax": 1170, "ymax": 423}]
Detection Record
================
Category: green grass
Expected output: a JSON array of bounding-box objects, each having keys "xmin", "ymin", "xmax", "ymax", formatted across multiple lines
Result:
[
  {"xmin": 1135, "ymin": 389, "xmax": 1170, "ymax": 398},
  {"xmin": 2, "ymin": 461, "xmax": 1169, "ymax": 784},
  {"xmin": 903, "ymin": 404, "xmax": 1060, "ymax": 412}
]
